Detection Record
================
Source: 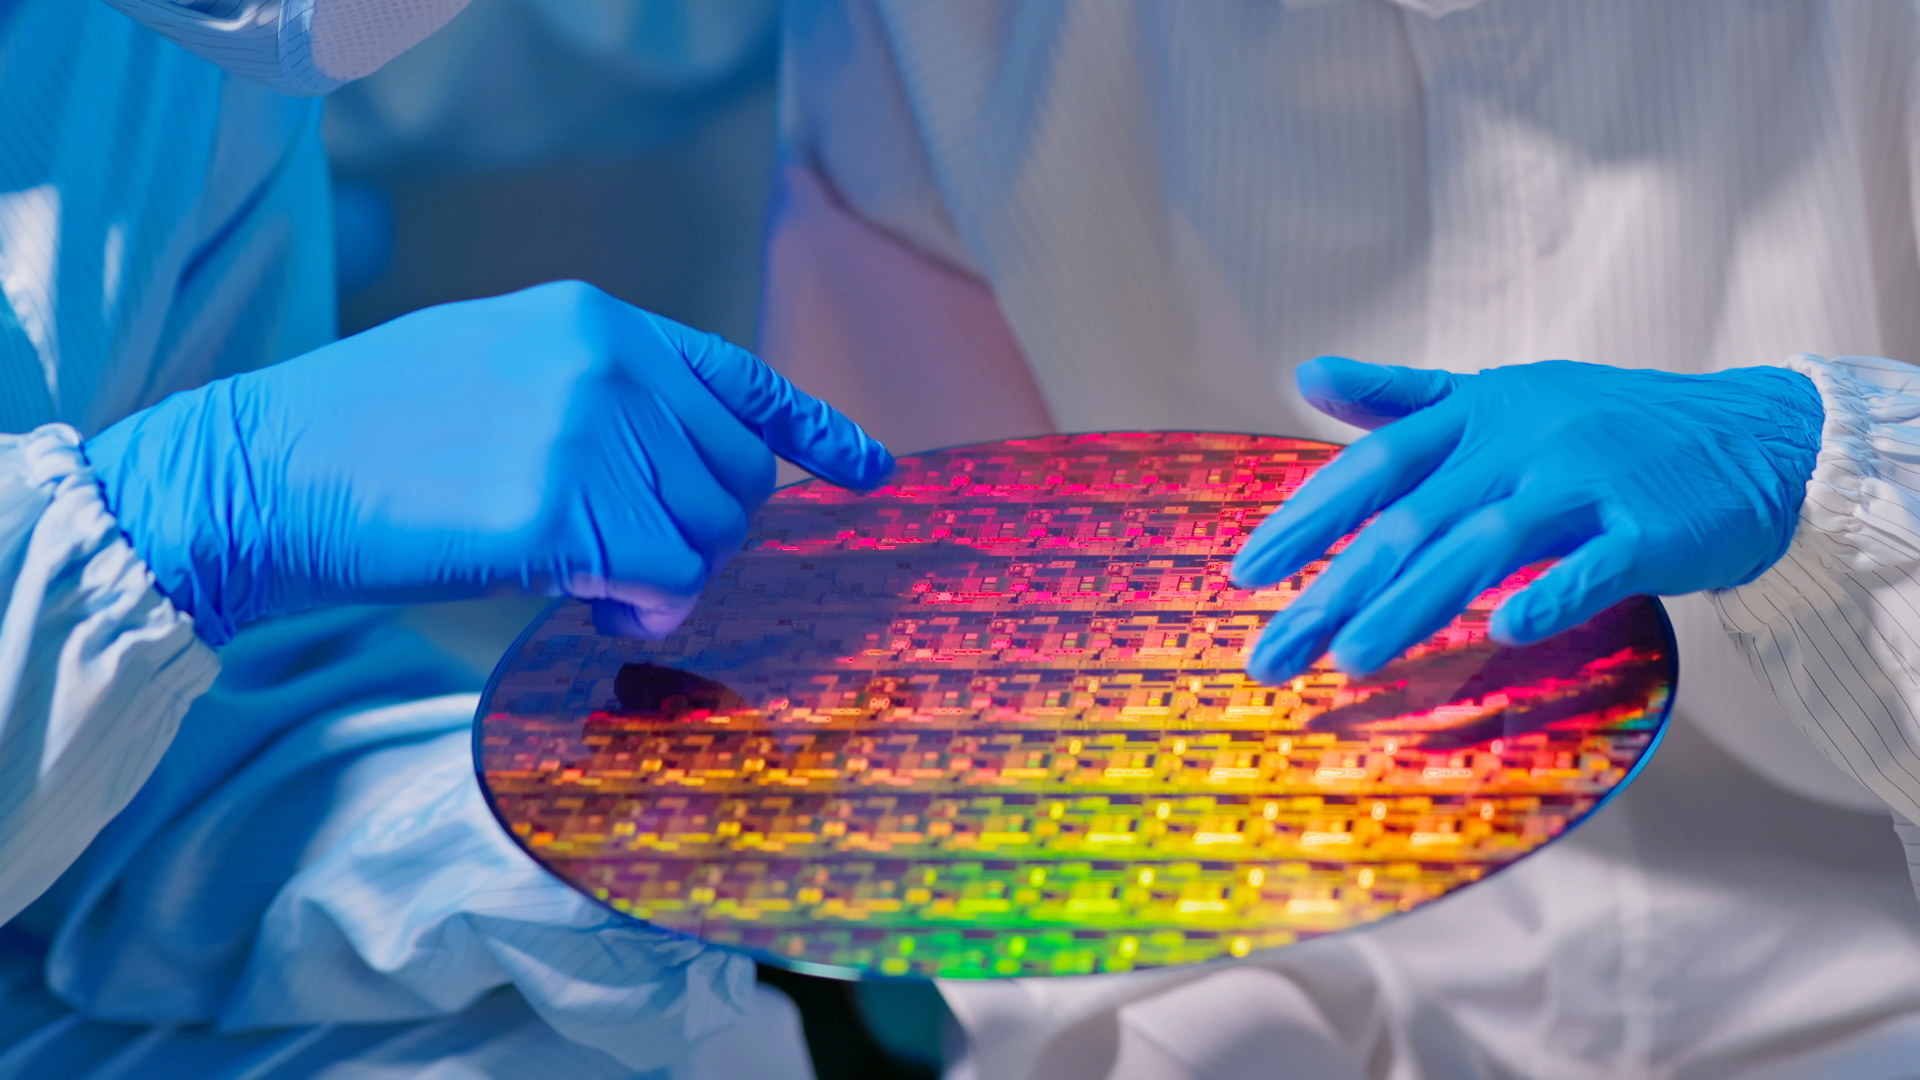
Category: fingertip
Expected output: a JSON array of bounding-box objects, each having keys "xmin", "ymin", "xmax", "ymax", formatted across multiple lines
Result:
[
  {"xmin": 1490, "ymin": 549, "xmax": 1632, "ymax": 646},
  {"xmin": 1296, "ymin": 357, "xmax": 1455, "ymax": 431},
  {"xmin": 1296, "ymin": 356, "xmax": 1380, "ymax": 427},
  {"xmin": 1247, "ymin": 613, "xmax": 1325, "ymax": 685},
  {"xmin": 1229, "ymin": 516, "xmax": 1308, "ymax": 588},
  {"xmin": 797, "ymin": 428, "xmax": 896, "ymax": 491},
  {"xmin": 668, "ymin": 321, "xmax": 882, "ymax": 485},
  {"xmin": 1294, "ymin": 356, "xmax": 1366, "ymax": 399},
  {"xmin": 591, "ymin": 599, "xmax": 661, "ymax": 640},
  {"xmin": 1490, "ymin": 582, "xmax": 1584, "ymax": 646},
  {"xmin": 584, "ymin": 576, "xmax": 703, "ymax": 639},
  {"xmin": 847, "ymin": 440, "xmax": 898, "ymax": 491},
  {"xmin": 1328, "ymin": 639, "xmax": 1386, "ymax": 678},
  {"xmin": 1229, "ymin": 551, "xmax": 1270, "ymax": 589},
  {"xmin": 1245, "ymin": 649, "xmax": 1295, "ymax": 686},
  {"xmin": 1489, "ymin": 600, "xmax": 1554, "ymax": 647},
  {"xmin": 1245, "ymin": 633, "xmax": 1283, "ymax": 685},
  {"xmin": 1487, "ymin": 608, "xmax": 1526, "ymax": 646},
  {"xmin": 1236, "ymin": 537, "xmax": 1333, "ymax": 592}
]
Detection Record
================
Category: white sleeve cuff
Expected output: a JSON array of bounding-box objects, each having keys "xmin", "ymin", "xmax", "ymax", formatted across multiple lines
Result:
[
  {"xmin": 1709, "ymin": 355, "xmax": 1920, "ymax": 832},
  {"xmin": 1771, "ymin": 353, "xmax": 1920, "ymax": 572},
  {"xmin": 0, "ymin": 424, "xmax": 219, "ymax": 926}
]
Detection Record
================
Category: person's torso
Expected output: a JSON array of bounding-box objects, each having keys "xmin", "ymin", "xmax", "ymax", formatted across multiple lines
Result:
[
  {"xmin": 783, "ymin": 0, "xmax": 1920, "ymax": 440},
  {"xmin": 0, "ymin": 0, "xmax": 331, "ymax": 438},
  {"xmin": 774, "ymin": 3, "xmax": 1920, "ymax": 1075}
]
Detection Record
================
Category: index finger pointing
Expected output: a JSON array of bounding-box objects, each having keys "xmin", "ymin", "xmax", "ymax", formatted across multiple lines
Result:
[{"xmin": 657, "ymin": 316, "xmax": 896, "ymax": 491}]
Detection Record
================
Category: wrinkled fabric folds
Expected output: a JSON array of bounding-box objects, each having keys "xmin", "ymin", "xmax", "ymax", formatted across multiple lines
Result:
[
  {"xmin": 1712, "ymin": 354, "xmax": 1920, "ymax": 862},
  {"xmin": 0, "ymin": 426, "xmax": 215, "ymax": 930},
  {"xmin": 0, "ymin": 2, "xmax": 788, "ymax": 1073},
  {"xmin": 97, "ymin": 0, "xmax": 470, "ymax": 97},
  {"xmin": 766, "ymin": 4, "xmax": 1920, "ymax": 1074},
  {"xmin": 44, "ymin": 688, "xmax": 759, "ymax": 1070}
]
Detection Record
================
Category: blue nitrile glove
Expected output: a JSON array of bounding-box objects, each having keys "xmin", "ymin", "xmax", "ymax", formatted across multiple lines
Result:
[
  {"xmin": 84, "ymin": 281, "xmax": 893, "ymax": 645},
  {"xmin": 1231, "ymin": 357, "xmax": 1822, "ymax": 684}
]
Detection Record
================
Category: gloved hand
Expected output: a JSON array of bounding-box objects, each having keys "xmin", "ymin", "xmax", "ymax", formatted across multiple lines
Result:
[
  {"xmin": 84, "ymin": 281, "xmax": 893, "ymax": 645},
  {"xmin": 1231, "ymin": 357, "xmax": 1823, "ymax": 684}
]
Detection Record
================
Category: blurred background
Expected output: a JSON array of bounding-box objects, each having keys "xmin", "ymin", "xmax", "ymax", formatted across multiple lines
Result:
[
  {"xmin": 327, "ymin": 0, "xmax": 778, "ymax": 347},
  {"xmin": 335, "ymin": 0, "xmax": 777, "ymax": 677},
  {"xmin": 331, "ymin": 3, "xmax": 950, "ymax": 1076}
]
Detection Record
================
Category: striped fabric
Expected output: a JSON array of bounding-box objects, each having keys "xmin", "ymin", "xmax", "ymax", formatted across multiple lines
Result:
[
  {"xmin": 784, "ymin": 0, "xmax": 1920, "ymax": 852},
  {"xmin": 0, "ymin": 427, "xmax": 215, "ymax": 930},
  {"xmin": 772, "ymin": 0, "xmax": 1920, "ymax": 1074},
  {"xmin": 1715, "ymin": 353, "xmax": 1920, "ymax": 895},
  {"xmin": 95, "ymin": 0, "xmax": 331, "ymax": 97},
  {"xmin": 0, "ymin": 0, "xmax": 330, "ymax": 921},
  {"xmin": 0, "ymin": 3, "xmax": 783, "ymax": 1074},
  {"xmin": 97, "ymin": 0, "xmax": 471, "ymax": 97}
]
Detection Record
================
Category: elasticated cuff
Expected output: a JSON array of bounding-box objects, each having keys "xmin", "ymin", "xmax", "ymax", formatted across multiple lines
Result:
[
  {"xmin": 0, "ymin": 424, "xmax": 219, "ymax": 926},
  {"xmin": 1710, "ymin": 355, "xmax": 1920, "ymax": 898},
  {"xmin": 1772, "ymin": 353, "xmax": 1920, "ymax": 572}
]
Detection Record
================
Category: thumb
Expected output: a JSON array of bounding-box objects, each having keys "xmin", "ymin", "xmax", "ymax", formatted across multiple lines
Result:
[
  {"xmin": 1488, "ymin": 532, "xmax": 1640, "ymax": 645},
  {"xmin": 1297, "ymin": 357, "xmax": 1457, "ymax": 431}
]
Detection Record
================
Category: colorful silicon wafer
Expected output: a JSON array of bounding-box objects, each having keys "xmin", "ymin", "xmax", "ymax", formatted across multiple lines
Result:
[{"xmin": 475, "ymin": 432, "xmax": 1674, "ymax": 979}]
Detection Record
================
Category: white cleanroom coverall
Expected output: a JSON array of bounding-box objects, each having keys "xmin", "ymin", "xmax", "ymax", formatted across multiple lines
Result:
[
  {"xmin": 0, "ymin": 2, "xmax": 809, "ymax": 1076},
  {"xmin": 756, "ymin": 0, "xmax": 1920, "ymax": 1076}
]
